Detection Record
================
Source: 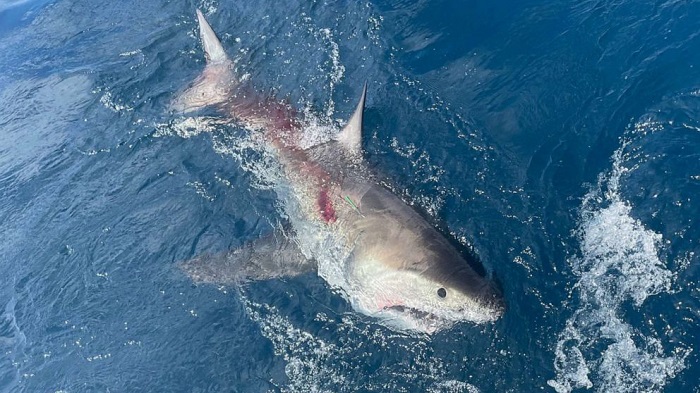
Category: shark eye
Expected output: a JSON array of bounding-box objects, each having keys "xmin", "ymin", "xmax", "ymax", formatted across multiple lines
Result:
[{"xmin": 437, "ymin": 288, "xmax": 447, "ymax": 298}]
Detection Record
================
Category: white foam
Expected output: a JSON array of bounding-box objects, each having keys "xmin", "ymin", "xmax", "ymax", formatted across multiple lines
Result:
[
  {"xmin": 98, "ymin": 90, "xmax": 134, "ymax": 113},
  {"xmin": 209, "ymin": 126, "xmax": 283, "ymax": 191},
  {"xmin": 547, "ymin": 123, "xmax": 689, "ymax": 392},
  {"xmin": 153, "ymin": 116, "xmax": 224, "ymax": 139},
  {"xmin": 388, "ymin": 137, "xmax": 448, "ymax": 216},
  {"xmin": 199, "ymin": 0, "xmax": 218, "ymax": 16},
  {"xmin": 297, "ymin": 107, "xmax": 337, "ymax": 149},
  {"xmin": 242, "ymin": 298, "xmax": 478, "ymax": 392},
  {"xmin": 428, "ymin": 380, "xmax": 480, "ymax": 393},
  {"xmin": 294, "ymin": 16, "xmax": 346, "ymax": 120},
  {"xmin": 318, "ymin": 27, "xmax": 345, "ymax": 119},
  {"xmin": 186, "ymin": 181, "xmax": 215, "ymax": 202},
  {"xmin": 118, "ymin": 49, "xmax": 142, "ymax": 57}
]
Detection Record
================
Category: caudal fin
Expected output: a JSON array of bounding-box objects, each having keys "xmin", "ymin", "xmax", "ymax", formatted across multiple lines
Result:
[
  {"xmin": 196, "ymin": 9, "xmax": 228, "ymax": 64},
  {"xmin": 171, "ymin": 10, "xmax": 236, "ymax": 113}
]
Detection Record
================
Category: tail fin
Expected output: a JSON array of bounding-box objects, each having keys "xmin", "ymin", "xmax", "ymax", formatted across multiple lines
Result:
[
  {"xmin": 171, "ymin": 10, "xmax": 236, "ymax": 113},
  {"xmin": 196, "ymin": 9, "xmax": 228, "ymax": 64}
]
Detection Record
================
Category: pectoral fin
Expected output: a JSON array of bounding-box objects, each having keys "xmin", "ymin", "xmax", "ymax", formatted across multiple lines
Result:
[{"xmin": 180, "ymin": 230, "xmax": 315, "ymax": 284}]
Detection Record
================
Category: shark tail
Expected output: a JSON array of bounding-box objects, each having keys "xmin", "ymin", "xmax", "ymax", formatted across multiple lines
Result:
[
  {"xmin": 196, "ymin": 9, "xmax": 228, "ymax": 64},
  {"xmin": 171, "ymin": 9, "xmax": 237, "ymax": 113}
]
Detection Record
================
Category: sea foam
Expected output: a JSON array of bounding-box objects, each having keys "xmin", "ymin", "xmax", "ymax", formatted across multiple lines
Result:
[{"xmin": 547, "ymin": 122, "xmax": 689, "ymax": 392}]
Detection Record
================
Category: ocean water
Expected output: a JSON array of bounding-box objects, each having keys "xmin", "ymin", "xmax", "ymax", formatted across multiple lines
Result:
[{"xmin": 1, "ymin": 0, "xmax": 699, "ymax": 392}]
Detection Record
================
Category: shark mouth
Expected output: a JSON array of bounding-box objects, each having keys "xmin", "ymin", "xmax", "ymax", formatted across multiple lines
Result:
[
  {"xmin": 384, "ymin": 305, "xmax": 434, "ymax": 320},
  {"xmin": 380, "ymin": 305, "xmax": 451, "ymax": 334}
]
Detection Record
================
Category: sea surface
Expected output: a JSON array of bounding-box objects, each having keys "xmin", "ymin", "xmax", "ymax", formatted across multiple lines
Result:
[{"xmin": 1, "ymin": 0, "xmax": 699, "ymax": 392}]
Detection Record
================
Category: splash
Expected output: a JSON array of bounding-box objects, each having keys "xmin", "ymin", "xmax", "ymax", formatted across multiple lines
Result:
[
  {"xmin": 97, "ymin": 90, "xmax": 134, "ymax": 113},
  {"xmin": 388, "ymin": 137, "xmax": 449, "ymax": 217},
  {"xmin": 295, "ymin": 14, "xmax": 346, "ymax": 120},
  {"xmin": 242, "ymin": 297, "xmax": 479, "ymax": 392},
  {"xmin": 186, "ymin": 181, "xmax": 216, "ymax": 202},
  {"xmin": 153, "ymin": 116, "xmax": 227, "ymax": 139},
  {"xmin": 547, "ymin": 121, "xmax": 689, "ymax": 392}
]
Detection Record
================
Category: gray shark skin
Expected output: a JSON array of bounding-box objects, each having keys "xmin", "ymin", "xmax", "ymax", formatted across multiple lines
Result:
[{"xmin": 176, "ymin": 10, "xmax": 504, "ymax": 334}]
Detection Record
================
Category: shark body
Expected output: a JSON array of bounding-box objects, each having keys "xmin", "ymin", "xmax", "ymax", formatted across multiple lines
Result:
[{"xmin": 177, "ymin": 10, "xmax": 504, "ymax": 334}]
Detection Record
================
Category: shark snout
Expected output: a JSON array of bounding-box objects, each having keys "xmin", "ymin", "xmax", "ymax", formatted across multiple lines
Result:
[{"xmin": 474, "ymin": 284, "xmax": 506, "ymax": 318}]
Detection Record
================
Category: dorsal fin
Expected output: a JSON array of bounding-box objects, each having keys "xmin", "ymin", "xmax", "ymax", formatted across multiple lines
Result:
[
  {"xmin": 335, "ymin": 83, "xmax": 367, "ymax": 155},
  {"xmin": 196, "ymin": 9, "xmax": 228, "ymax": 64}
]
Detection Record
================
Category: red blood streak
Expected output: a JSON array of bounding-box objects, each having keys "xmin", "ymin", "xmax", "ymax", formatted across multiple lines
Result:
[
  {"xmin": 226, "ymin": 88, "xmax": 337, "ymax": 224},
  {"xmin": 318, "ymin": 188, "xmax": 336, "ymax": 223}
]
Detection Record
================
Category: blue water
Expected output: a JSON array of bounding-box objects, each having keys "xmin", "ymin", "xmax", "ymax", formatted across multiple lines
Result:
[{"xmin": 1, "ymin": 0, "xmax": 699, "ymax": 391}]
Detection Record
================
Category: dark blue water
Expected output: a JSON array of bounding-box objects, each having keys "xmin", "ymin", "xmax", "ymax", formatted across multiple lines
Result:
[{"xmin": 1, "ymin": 0, "xmax": 699, "ymax": 392}]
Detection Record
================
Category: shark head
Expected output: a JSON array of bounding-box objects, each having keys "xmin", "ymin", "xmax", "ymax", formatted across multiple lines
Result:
[
  {"xmin": 347, "ymin": 238, "xmax": 505, "ymax": 334},
  {"xmin": 341, "ymin": 185, "xmax": 505, "ymax": 334}
]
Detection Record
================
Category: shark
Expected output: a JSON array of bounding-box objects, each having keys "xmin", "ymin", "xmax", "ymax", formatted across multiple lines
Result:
[{"xmin": 176, "ymin": 10, "xmax": 505, "ymax": 334}]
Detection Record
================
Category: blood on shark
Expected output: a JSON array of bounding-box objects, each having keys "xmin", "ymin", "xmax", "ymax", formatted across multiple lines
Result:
[{"xmin": 176, "ymin": 9, "xmax": 505, "ymax": 334}]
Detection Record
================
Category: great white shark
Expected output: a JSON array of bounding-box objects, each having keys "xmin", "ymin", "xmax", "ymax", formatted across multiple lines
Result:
[{"xmin": 176, "ymin": 10, "xmax": 505, "ymax": 334}]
